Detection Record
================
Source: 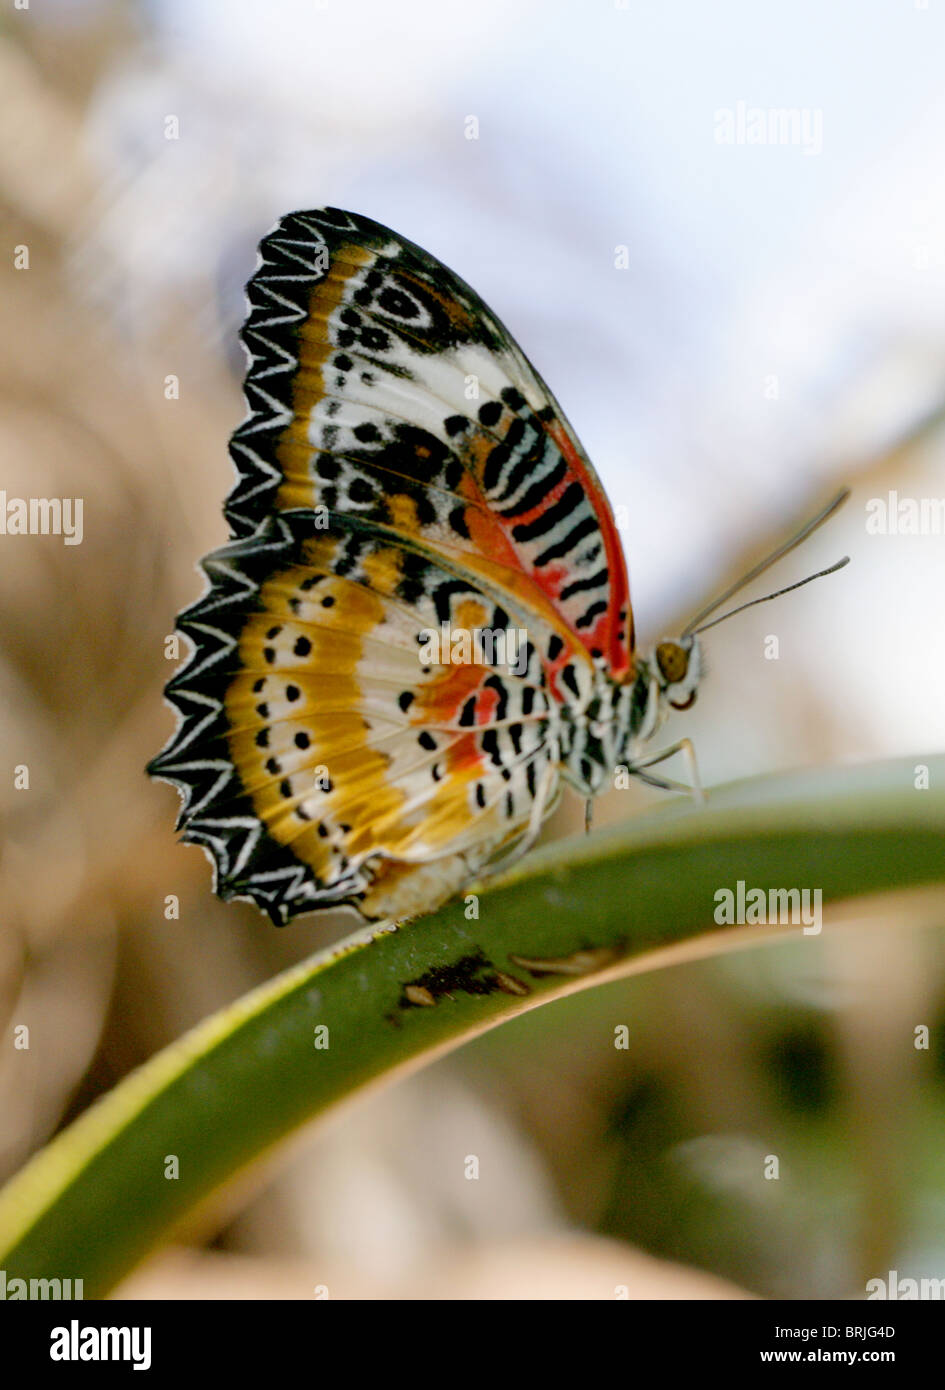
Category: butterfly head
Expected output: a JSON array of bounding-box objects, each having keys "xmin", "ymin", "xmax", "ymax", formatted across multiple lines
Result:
[{"xmin": 652, "ymin": 635, "xmax": 702, "ymax": 713}]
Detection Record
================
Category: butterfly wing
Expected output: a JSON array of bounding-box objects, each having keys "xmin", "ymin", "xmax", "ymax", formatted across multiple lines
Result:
[
  {"xmin": 151, "ymin": 208, "xmax": 633, "ymax": 923},
  {"xmin": 151, "ymin": 509, "xmax": 600, "ymax": 922},
  {"xmin": 226, "ymin": 207, "xmax": 634, "ymax": 679}
]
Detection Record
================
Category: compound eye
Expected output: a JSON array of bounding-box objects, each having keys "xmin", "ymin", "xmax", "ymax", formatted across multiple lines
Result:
[
  {"xmin": 669, "ymin": 690, "xmax": 697, "ymax": 711},
  {"xmin": 655, "ymin": 641, "xmax": 689, "ymax": 685}
]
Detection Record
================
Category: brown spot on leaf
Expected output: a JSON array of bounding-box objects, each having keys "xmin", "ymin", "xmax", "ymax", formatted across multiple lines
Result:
[{"xmin": 399, "ymin": 949, "xmax": 530, "ymax": 1009}]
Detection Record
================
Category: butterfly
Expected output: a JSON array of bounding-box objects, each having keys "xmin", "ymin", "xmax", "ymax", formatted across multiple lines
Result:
[{"xmin": 149, "ymin": 208, "xmax": 848, "ymax": 925}]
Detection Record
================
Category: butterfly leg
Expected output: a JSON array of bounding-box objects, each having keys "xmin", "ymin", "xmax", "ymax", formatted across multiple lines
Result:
[
  {"xmin": 475, "ymin": 758, "xmax": 559, "ymax": 880},
  {"xmin": 630, "ymin": 738, "xmax": 705, "ymax": 803},
  {"xmin": 584, "ymin": 798, "xmax": 594, "ymax": 834}
]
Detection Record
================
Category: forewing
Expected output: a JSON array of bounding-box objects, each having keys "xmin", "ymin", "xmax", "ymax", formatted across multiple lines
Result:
[{"xmin": 226, "ymin": 207, "xmax": 634, "ymax": 681}]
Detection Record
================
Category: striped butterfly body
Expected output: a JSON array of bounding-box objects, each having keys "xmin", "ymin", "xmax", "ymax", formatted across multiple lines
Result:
[{"xmin": 149, "ymin": 208, "xmax": 706, "ymax": 924}]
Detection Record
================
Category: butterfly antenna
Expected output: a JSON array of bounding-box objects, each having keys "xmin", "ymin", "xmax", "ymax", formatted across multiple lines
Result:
[
  {"xmin": 687, "ymin": 556, "xmax": 849, "ymax": 635},
  {"xmin": 681, "ymin": 489, "xmax": 850, "ymax": 638}
]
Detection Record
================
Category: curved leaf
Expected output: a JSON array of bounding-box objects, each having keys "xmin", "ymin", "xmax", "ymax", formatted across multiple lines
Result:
[{"xmin": 0, "ymin": 754, "xmax": 942, "ymax": 1295}]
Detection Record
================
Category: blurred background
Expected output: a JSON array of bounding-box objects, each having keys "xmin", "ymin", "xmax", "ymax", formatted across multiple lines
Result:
[{"xmin": 2, "ymin": 0, "xmax": 945, "ymax": 1299}]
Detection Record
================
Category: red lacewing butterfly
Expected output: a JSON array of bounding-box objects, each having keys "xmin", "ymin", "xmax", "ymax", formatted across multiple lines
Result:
[{"xmin": 148, "ymin": 208, "xmax": 849, "ymax": 925}]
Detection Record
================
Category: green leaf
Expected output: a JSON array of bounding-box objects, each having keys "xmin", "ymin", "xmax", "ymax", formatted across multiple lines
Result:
[{"xmin": 0, "ymin": 753, "xmax": 942, "ymax": 1295}]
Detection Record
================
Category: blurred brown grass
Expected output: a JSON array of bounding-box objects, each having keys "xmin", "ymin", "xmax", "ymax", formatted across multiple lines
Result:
[{"xmin": 0, "ymin": 27, "xmax": 355, "ymax": 1189}]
